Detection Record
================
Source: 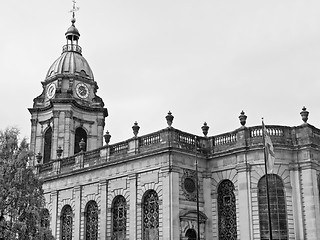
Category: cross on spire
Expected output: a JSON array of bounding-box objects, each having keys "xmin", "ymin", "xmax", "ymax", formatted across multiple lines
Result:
[{"xmin": 70, "ymin": 0, "xmax": 80, "ymax": 19}]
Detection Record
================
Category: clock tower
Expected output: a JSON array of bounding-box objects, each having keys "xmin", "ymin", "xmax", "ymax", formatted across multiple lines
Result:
[{"xmin": 28, "ymin": 8, "xmax": 108, "ymax": 164}]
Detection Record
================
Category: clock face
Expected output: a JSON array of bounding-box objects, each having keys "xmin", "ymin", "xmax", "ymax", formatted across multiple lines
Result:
[
  {"xmin": 76, "ymin": 83, "xmax": 89, "ymax": 99},
  {"xmin": 47, "ymin": 83, "xmax": 56, "ymax": 99}
]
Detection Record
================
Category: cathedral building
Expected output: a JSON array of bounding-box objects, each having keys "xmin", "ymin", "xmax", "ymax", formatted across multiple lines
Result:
[{"xmin": 29, "ymin": 9, "xmax": 320, "ymax": 240}]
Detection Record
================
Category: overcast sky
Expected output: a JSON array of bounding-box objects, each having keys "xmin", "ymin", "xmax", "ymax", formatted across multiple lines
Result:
[{"xmin": 1, "ymin": 0, "xmax": 320, "ymax": 143}]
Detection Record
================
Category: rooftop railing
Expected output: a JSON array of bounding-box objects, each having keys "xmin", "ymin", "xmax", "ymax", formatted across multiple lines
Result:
[{"xmin": 37, "ymin": 123, "xmax": 320, "ymax": 175}]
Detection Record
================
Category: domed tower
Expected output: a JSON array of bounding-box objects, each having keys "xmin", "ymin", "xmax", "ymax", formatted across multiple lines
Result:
[{"xmin": 28, "ymin": 8, "xmax": 108, "ymax": 165}]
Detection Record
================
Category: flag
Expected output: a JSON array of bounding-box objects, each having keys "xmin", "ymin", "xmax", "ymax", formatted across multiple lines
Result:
[{"xmin": 262, "ymin": 121, "xmax": 275, "ymax": 173}]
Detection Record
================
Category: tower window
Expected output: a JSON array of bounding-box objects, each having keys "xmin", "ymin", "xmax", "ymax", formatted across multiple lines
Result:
[
  {"xmin": 43, "ymin": 127, "xmax": 52, "ymax": 163},
  {"xmin": 74, "ymin": 127, "xmax": 87, "ymax": 154}
]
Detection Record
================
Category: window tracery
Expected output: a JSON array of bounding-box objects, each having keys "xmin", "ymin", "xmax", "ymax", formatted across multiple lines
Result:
[
  {"xmin": 85, "ymin": 201, "xmax": 98, "ymax": 240},
  {"xmin": 217, "ymin": 179, "xmax": 237, "ymax": 240},
  {"xmin": 258, "ymin": 174, "xmax": 288, "ymax": 240},
  {"xmin": 112, "ymin": 195, "xmax": 127, "ymax": 240},
  {"xmin": 61, "ymin": 205, "xmax": 73, "ymax": 240},
  {"xmin": 142, "ymin": 190, "xmax": 159, "ymax": 240}
]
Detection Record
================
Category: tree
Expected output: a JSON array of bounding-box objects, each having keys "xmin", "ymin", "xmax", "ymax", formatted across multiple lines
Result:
[{"xmin": 0, "ymin": 127, "xmax": 54, "ymax": 240}]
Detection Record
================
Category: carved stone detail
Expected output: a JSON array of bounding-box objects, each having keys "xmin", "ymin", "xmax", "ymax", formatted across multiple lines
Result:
[
  {"xmin": 30, "ymin": 118, "xmax": 38, "ymax": 126},
  {"xmin": 65, "ymin": 111, "xmax": 73, "ymax": 119},
  {"xmin": 53, "ymin": 110, "xmax": 60, "ymax": 118},
  {"xmin": 97, "ymin": 118, "xmax": 105, "ymax": 127},
  {"xmin": 181, "ymin": 169, "xmax": 197, "ymax": 201}
]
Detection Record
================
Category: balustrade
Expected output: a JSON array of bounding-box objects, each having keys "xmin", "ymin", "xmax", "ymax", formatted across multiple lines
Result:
[
  {"xmin": 139, "ymin": 133, "xmax": 161, "ymax": 146},
  {"xmin": 214, "ymin": 133, "xmax": 237, "ymax": 146},
  {"xmin": 110, "ymin": 141, "xmax": 129, "ymax": 155}
]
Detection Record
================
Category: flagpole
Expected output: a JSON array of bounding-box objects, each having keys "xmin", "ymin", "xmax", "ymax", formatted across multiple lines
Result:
[
  {"xmin": 262, "ymin": 120, "xmax": 273, "ymax": 240},
  {"xmin": 195, "ymin": 136, "xmax": 200, "ymax": 240}
]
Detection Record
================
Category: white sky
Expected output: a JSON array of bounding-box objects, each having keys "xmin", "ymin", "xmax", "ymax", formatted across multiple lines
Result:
[{"xmin": 1, "ymin": 0, "xmax": 320, "ymax": 143}]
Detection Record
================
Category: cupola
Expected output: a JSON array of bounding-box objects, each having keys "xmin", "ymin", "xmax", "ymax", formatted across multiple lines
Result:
[{"xmin": 45, "ymin": 16, "xmax": 94, "ymax": 81}]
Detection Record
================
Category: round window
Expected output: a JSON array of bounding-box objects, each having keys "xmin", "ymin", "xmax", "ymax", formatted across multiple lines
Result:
[{"xmin": 184, "ymin": 177, "xmax": 196, "ymax": 193}]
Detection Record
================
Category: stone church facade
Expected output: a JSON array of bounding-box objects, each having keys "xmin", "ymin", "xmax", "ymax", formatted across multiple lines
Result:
[{"xmin": 28, "ymin": 11, "xmax": 320, "ymax": 240}]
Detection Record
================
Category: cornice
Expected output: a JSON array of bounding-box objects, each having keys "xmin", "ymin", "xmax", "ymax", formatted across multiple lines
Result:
[{"xmin": 28, "ymin": 99, "xmax": 108, "ymax": 117}]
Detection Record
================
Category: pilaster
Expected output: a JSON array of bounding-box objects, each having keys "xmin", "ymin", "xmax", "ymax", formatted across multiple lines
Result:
[
  {"xmin": 203, "ymin": 171, "xmax": 213, "ymax": 239},
  {"xmin": 99, "ymin": 180, "xmax": 108, "ymax": 240},
  {"xmin": 129, "ymin": 173, "xmax": 137, "ymax": 239},
  {"xmin": 52, "ymin": 110, "xmax": 60, "ymax": 159},
  {"xmin": 50, "ymin": 191, "xmax": 58, "ymax": 238},
  {"xmin": 74, "ymin": 186, "xmax": 82, "ymax": 240},
  {"xmin": 236, "ymin": 162, "xmax": 252, "ymax": 240},
  {"xmin": 299, "ymin": 161, "xmax": 320, "ymax": 240},
  {"xmin": 161, "ymin": 166, "xmax": 180, "ymax": 240},
  {"xmin": 289, "ymin": 163, "xmax": 304, "ymax": 239}
]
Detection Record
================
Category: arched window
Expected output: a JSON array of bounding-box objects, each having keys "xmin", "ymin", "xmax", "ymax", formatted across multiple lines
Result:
[
  {"xmin": 74, "ymin": 127, "xmax": 87, "ymax": 154},
  {"xmin": 142, "ymin": 190, "xmax": 159, "ymax": 240},
  {"xmin": 85, "ymin": 201, "xmax": 98, "ymax": 240},
  {"xmin": 112, "ymin": 195, "xmax": 127, "ymax": 240},
  {"xmin": 61, "ymin": 205, "xmax": 73, "ymax": 240},
  {"xmin": 43, "ymin": 127, "xmax": 52, "ymax": 163},
  {"xmin": 258, "ymin": 174, "xmax": 288, "ymax": 240},
  {"xmin": 185, "ymin": 228, "xmax": 197, "ymax": 240},
  {"xmin": 40, "ymin": 208, "xmax": 50, "ymax": 228},
  {"xmin": 217, "ymin": 179, "xmax": 237, "ymax": 240}
]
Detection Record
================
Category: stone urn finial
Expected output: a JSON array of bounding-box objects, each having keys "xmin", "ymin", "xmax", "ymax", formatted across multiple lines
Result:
[
  {"xmin": 239, "ymin": 110, "xmax": 247, "ymax": 127},
  {"xmin": 104, "ymin": 130, "xmax": 111, "ymax": 145},
  {"xmin": 36, "ymin": 152, "xmax": 42, "ymax": 164},
  {"xmin": 201, "ymin": 122, "xmax": 209, "ymax": 137},
  {"xmin": 79, "ymin": 138, "xmax": 86, "ymax": 152},
  {"xmin": 300, "ymin": 106, "xmax": 309, "ymax": 124},
  {"xmin": 166, "ymin": 111, "xmax": 174, "ymax": 128},
  {"xmin": 132, "ymin": 121, "xmax": 140, "ymax": 137},
  {"xmin": 56, "ymin": 146, "xmax": 63, "ymax": 159}
]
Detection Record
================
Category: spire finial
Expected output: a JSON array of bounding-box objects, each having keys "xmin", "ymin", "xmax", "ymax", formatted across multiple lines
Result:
[{"xmin": 70, "ymin": 0, "xmax": 80, "ymax": 24}]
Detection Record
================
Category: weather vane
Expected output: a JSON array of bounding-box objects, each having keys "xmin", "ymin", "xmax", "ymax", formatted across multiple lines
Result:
[{"xmin": 70, "ymin": 0, "xmax": 80, "ymax": 19}]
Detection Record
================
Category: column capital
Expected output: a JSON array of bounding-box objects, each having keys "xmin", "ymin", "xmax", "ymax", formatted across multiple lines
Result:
[
  {"xmin": 128, "ymin": 173, "xmax": 137, "ymax": 180},
  {"xmin": 236, "ymin": 162, "xmax": 251, "ymax": 173},
  {"xmin": 203, "ymin": 171, "xmax": 212, "ymax": 178},
  {"xmin": 52, "ymin": 110, "xmax": 60, "ymax": 118},
  {"xmin": 300, "ymin": 160, "xmax": 318, "ymax": 170},
  {"xmin": 73, "ymin": 185, "xmax": 81, "ymax": 192},
  {"xmin": 99, "ymin": 179, "xmax": 108, "ymax": 187},
  {"xmin": 64, "ymin": 110, "xmax": 73, "ymax": 119},
  {"xmin": 51, "ymin": 190, "xmax": 58, "ymax": 197},
  {"xmin": 160, "ymin": 165, "xmax": 180, "ymax": 174},
  {"xmin": 30, "ymin": 118, "xmax": 38, "ymax": 126}
]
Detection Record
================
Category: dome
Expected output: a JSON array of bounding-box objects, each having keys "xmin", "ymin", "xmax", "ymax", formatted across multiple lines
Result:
[
  {"xmin": 46, "ymin": 50, "xmax": 94, "ymax": 80},
  {"xmin": 45, "ymin": 16, "xmax": 94, "ymax": 81}
]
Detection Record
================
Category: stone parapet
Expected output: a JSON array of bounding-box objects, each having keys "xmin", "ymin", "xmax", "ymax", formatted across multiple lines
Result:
[{"xmin": 38, "ymin": 124, "xmax": 320, "ymax": 177}]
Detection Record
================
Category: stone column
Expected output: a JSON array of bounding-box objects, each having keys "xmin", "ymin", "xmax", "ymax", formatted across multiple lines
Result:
[
  {"xmin": 128, "ymin": 173, "xmax": 137, "ymax": 239},
  {"xmin": 300, "ymin": 161, "xmax": 320, "ymax": 240},
  {"xmin": 50, "ymin": 191, "xmax": 58, "ymax": 238},
  {"xmin": 236, "ymin": 162, "xmax": 252, "ymax": 240},
  {"xmin": 99, "ymin": 180, "xmax": 108, "ymax": 240},
  {"xmin": 74, "ymin": 186, "xmax": 82, "ymax": 240}
]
